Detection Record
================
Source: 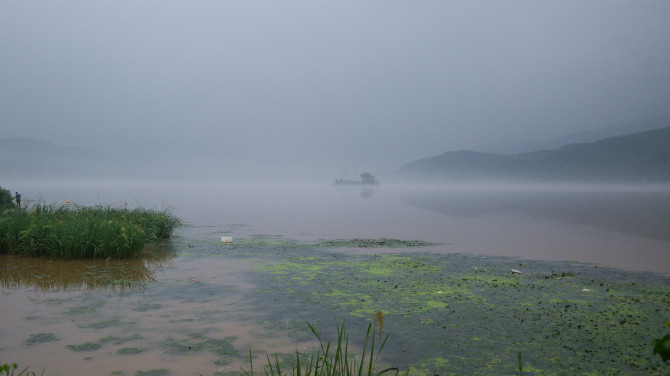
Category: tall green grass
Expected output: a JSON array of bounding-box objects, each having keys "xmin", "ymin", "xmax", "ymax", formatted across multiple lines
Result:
[
  {"xmin": 244, "ymin": 321, "xmax": 405, "ymax": 376},
  {"xmin": 0, "ymin": 187, "xmax": 15, "ymax": 210},
  {"xmin": 0, "ymin": 204, "xmax": 181, "ymax": 259}
]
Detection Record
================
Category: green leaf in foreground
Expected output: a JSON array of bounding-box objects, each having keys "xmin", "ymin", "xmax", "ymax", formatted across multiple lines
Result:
[{"xmin": 653, "ymin": 333, "xmax": 670, "ymax": 363}]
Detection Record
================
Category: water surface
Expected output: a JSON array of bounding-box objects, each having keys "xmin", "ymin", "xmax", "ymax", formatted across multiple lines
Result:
[
  {"xmin": 12, "ymin": 179, "xmax": 670, "ymax": 273},
  {"xmin": 2, "ymin": 179, "xmax": 669, "ymax": 374}
]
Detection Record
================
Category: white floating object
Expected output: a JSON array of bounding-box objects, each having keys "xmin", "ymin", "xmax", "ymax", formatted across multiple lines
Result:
[
  {"xmin": 582, "ymin": 288, "xmax": 591, "ymax": 292},
  {"xmin": 511, "ymin": 269, "xmax": 522, "ymax": 274},
  {"xmin": 220, "ymin": 236, "xmax": 233, "ymax": 243},
  {"xmin": 437, "ymin": 291, "xmax": 443, "ymax": 294}
]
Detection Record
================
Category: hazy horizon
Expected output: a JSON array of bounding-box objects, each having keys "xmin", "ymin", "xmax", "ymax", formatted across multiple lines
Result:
[{"xmin": 3, "ymin": 0, "xmax": 670, "ymax": 181}]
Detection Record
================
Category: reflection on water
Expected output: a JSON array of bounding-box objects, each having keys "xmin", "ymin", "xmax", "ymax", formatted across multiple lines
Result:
[
  {"xmin": 0, "ymin": 243, "xmax": 175, "ymax": 293},
  {"xmin": 399, "ymin": 186, "xmax": 670, "ymax": 242},
  {"xmin": 360, "ymin": 188, "xmax": 376, "ymax": 198},
  {"xmin": 332, "ymin": 184, "xmax": 377, "ymax": 199},
  {"xmin": 6, "ymin": 179, "xmax": 670, "ymax": 273},
  {"xmin": 1, "ymin": 180, "xmax": 670, "ymax": 375}
]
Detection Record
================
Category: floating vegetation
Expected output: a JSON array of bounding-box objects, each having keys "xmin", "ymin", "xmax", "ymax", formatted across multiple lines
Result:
[
  {"xmin": 99, "ymin": 334, "xmax": 143, "ymax": 345},
  {"xmin": 171, "ymin": 233, "xmax": 669, "ymax": 372},
  {"xmin": 240, "ymin": 246, "xmax": 670, "ymax": 375},
  {"xmin": 133, "ymin": 303, "xmax": 162, "ymax": 312},
  {"xmin": 81, "ymin": 319, "xmax": 123, "ymax": 329},
  {"xmin": 67, "ymin": 342, "xmax": 102, "ymax": 352},
  {"xmin": 160, "ymin": 333, "xmax": 239, "ymax": 364},
  {"xmin": 65, "ymin": 302, "xmax": 103, "ymax": 316},
  {"xmin": 26, "ymin": 333, "xmax": 58, "ymax": 346},
  {"xmin": 184, "ymin": 236, "xmax": 435, "ymax": 260},
  {"xmin": 318, "ymin": 238, "xmax": 436, "ymax": 248},
  {"xmin": 6, "ymin": 232, "xmax": 670, "ymax": 375},
  {"xmin": 0, "ymin": 204, "xmax": 181, "ymax": 259},
  {"xmin": 62, "ymin": 335, "xmax": 145, "ymax": 355},
  {"xmin": 134, "ymin": 369, "xmax": 169, "ymax": 376},
  {"xmin": 117, "ymin": 347, "xmax": 145, "ymax": 355}
]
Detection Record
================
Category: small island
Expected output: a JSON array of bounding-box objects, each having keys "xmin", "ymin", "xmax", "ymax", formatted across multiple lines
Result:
[
  {"xmin": 0, "ymin": 197, "xmax": 181, "ymax": 260},
  {"xmin": 332, "ymin": 172, "xmax": 380, "ymax": 186}
]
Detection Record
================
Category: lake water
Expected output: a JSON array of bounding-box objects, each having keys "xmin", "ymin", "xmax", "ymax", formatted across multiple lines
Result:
[
  {"xmin": 12, "ymin": 179, "xmax": 670, "ymax": 274},
  {"xmin": 2, "ymin": 179, "xmax": 669, "ymax": 375}
]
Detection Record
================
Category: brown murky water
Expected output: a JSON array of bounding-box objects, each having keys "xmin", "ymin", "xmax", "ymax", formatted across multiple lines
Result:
[
  {"xmin": 1, "ymin": 251, "xmax": 320, "ymax": 375},
  {"xmin": 2, "ymin": 180, "xmax": 670, "ymax": 374}
]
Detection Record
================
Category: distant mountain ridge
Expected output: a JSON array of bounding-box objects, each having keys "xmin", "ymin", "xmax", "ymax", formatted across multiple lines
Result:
[
  {"xmin": 399, "ymin": 127, "xmax": 670, "ymax": 182},
  {"xmin": 482, "ymin": 116, "xmax": 670, "ymax": 154}
]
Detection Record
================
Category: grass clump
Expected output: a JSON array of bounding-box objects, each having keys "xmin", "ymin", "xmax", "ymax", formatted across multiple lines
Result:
[
  {"xmin": 244, "ymin": 321, "xmax": 405, "ymax": 376},
  {"xmin": 0, "ymin": 188, "xmax": 15, "ymax": 211},
  {"xmin": 0, "ymin": 204, "xmax": 181, "ymax": 259}
]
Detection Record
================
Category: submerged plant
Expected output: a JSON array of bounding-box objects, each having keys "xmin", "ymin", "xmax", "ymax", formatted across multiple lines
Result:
[
  {"xmin": 243, "ymin": 321, "xmax": 405, "ymax": 376},
  {"xmin": 374, "ymin": 311, "xmax": 384, "ymax": 339}
]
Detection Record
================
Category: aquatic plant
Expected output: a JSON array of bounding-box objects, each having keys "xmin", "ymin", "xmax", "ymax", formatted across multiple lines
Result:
[
  {"xmin": 243, "ymin": 246, "xmax": 670, "ymax": 375},
  {"xmin": 374, "ymin": 311, "xmax": 384, "ymax": 339},
  {"xmin": 67, "ymin": 342, "xmax": 102, "ymax": 352},
  {"xmin": 653, "ymin": 322, "xmax": 670, "ymax": 376},
  {"xmin": 26, "ymin": 333, "xmax": 58, "ymax": 346},
  {"xmin": 318, "ymin": 238, "xmax": 434, "ymax": 249},
  {"xmin": 117, "ymin": 347, "xmax": 145, "ymax": 355},
  {"xmin": 0, "ymin": 204, "xmax": 181, "ymax": 259},
  {"xmin": 244, "ymin": 321, "xmax": 405, "ymax": 376},
  {"xmin": 654, "ymin": 333, "xmax": 670, "ymax": 360},
  {"xmin": 134, "ymin": 369, "xmax": 169, "ymax": 376},
  {"xmin": 0, "ymin": 363, "xmax": 43, "ymax": 376}
]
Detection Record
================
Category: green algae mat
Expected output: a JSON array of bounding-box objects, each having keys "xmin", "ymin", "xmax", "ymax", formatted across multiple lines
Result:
[{"xmin": 182, "ymin": 236, "xmax": 670, "ymax": 375}]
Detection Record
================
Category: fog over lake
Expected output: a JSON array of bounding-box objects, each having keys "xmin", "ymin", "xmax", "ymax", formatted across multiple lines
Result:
[
  {"xmin": 10, "ymin": 179, "xmax": 670, "ymax": 275},
  {"xmin": 3, "ymin": 1, "xmax": 670, "ymax": 179},
  {"xmin": 4, "ymin": 1, "xmax": 670, "ymax": 373}
]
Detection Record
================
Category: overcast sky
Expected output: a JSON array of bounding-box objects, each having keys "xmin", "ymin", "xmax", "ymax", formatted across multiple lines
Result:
[{"xmin": 2, "ymin": 0, "xmax": 669, "ymax": 179}]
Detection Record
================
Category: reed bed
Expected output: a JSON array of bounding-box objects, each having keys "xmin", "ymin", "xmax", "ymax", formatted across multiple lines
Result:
[{"xmin": 0, "ymin": 204, "xmax": 181, "ymax": 259}]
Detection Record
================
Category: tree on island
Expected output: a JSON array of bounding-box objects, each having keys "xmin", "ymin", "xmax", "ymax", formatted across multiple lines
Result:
[{"xmin": 360, "ymin": 173, "xmax": 378, "ymax": 184}]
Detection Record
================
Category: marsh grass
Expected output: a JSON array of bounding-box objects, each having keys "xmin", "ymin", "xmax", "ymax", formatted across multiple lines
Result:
[
  {"xmin": 244, "ymin": 321, "xmax": 405, "ymax": 376},
  {"xmin": 0, "ymin": 204, "xmax": 181, "ymax": 259},
  {"xmin": 0, "ymin": 187, "xmax": 15, "ymax": 210}
]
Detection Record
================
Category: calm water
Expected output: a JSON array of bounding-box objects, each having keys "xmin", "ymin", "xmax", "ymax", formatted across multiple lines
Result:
[
  {"xmin": 12, "ymin": 179, "xmax": 670, "ymax": 273},
  {"xmin": 2, "ymin": 179, "xmax": 669, "ymax": 374}
]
